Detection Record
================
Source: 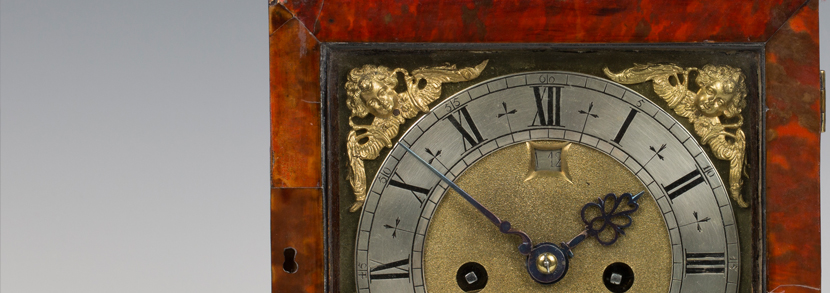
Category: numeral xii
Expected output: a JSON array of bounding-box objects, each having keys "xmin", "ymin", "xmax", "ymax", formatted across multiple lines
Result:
[{"xmin": 530, "ymin": 86, "xmax": 563, "ymax": 127}]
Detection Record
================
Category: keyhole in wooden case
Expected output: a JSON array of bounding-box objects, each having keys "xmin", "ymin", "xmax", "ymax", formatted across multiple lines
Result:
[{"xmin": 283, "ymin": 247, "xmax": 298, "ymax": 273}]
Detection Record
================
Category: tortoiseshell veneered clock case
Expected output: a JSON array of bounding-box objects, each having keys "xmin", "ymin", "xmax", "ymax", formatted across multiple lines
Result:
[{"xmin": 269, "ymin": 1, "xmax": 821, "ymax": 293}]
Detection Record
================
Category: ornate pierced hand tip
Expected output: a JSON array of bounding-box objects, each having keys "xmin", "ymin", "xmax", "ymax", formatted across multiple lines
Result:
[
  {"xmin": 630, "ymin": 191, "xmax": 644, "ymax": 203},
  {"xmin": 580, "ymin": 192, "xmax": 641, "ymax": 246},
  {"xmin": 561, "ymin": 192, "xmax": 644, "ymax": 257}
]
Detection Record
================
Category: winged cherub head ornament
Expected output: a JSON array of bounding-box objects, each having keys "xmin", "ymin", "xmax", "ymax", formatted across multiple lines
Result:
[
  {"xmin": 345, "ymin": 61, "xmax": 488, "ymax": 212},
  {"xmin": 605, "ymin": 64, "xmax": 749, "ymax": 208}
]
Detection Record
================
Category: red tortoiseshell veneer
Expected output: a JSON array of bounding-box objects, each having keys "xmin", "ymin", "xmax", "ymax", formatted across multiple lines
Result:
[{"xmin": 270, "ymin": 1, "xmax": 820, "ymax": 292}]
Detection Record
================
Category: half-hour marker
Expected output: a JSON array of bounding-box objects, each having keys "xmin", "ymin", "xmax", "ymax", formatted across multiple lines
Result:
[
  {"xmin": 685, "ymin": 252, "xmax": 725, "ymax": 274},
  {"xmin": 679, "ymin": 211, "xmax": 711, "ymax": 232},
  {"xmin": 424, "ymin": 148, "xmax": 448, "ymax": 170},
  {"xmin": 497, "ymin": 102, "xmax": 518, "ymax": 132},
  {"xmin": 383, "ymin": 217, "xmax": 414, "ymax": 238},
  {"xmin": 663, "ymin": 169, "xmax": 707, "ymax": 200},
  {"xmin": 446, "ymin": 107, "xmax": 485, "ymax": 151},
  {"xmin": 577, "ymin": 102, "xmax": 600, "ymax": 138},
  {"xmin": 645, "ymin": 144, "xmax": 667, "ymax": 166}
]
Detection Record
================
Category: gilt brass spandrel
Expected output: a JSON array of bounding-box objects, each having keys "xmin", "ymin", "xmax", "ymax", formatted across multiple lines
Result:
[
  {"xmin": 344, "ymin": 61, "xmax": 489, "ymax": 212},
  {"xmin": 605, "ymin": 64, "xmax": 750, "ymax": 208},
  {"xmin": 423, "ymin": 141, "xmax": 671, "ymax": 293}
]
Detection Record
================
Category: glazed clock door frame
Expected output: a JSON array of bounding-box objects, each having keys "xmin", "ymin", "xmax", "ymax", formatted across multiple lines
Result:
[{"xmin": 269, "ymin": 1, "xmax": 821, "ymax": 292}]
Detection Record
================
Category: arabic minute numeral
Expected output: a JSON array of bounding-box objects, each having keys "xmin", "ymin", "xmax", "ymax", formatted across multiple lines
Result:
[
  {"xmin": 538, "ymin": 74, "xmax": 556, "ymax": 83},
  {"xmin": 377, "ymin": 167, "xmax": 393, "ymax": 184},
  {"xmin": 443, "ymin": 97, "xmax": 462, "ymax": 112}
]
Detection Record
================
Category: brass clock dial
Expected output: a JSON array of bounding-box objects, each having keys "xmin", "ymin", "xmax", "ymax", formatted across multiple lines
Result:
[{"xmin": 354, "ymin": 72, "xmax": 740, "ymax": 292}]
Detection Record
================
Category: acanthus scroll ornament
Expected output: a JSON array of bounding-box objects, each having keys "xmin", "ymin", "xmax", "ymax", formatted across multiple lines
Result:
[
  {"xmin": 605, "ymin": 64, "xmax": 750, "ymax": 208},
  {"xmin": 345, "ymin": 60, "xmax": 488, "ymax": 212}
]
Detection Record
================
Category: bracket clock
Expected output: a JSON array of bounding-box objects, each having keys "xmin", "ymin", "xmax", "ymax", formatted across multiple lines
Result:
[{"xmin": 270, "ymin": 1, "xmax": 822, "ymax": 292}]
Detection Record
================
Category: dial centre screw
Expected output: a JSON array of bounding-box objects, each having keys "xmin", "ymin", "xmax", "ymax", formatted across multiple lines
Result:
[{"xmin": 536, "ymin": 252, "xmax": 558, "ymax": 274}]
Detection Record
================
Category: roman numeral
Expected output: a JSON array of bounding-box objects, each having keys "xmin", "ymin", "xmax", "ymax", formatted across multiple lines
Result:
[
  {"xmin": 686, "ymin": 252, "xmax": 725, "ymax": 274},
  {"xmin": 370, "ymin": 257, "xmax": 410, "ymax": 281},
  {"xmin": 530, "ymin": 86, "xmax": 563, "ymax": 127},
  {"xmin": 446, "ymin": 107, "xmax": 485, "ymax": 150},
  {"xmin": 663, "ymin": 169, "xmax": 707, "ymax": 200},
  {"xmin": 388, "ymin": 176, "xmax": 429, "ymax": 204},
  {"xmin": 612, "ymin": 109, "xmax": 638, "ymax": 144}
]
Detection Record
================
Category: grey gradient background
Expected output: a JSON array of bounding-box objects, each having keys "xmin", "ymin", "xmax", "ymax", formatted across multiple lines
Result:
[{"xmin": 0, "ymin": 1, "xmax": 825, "ymax": 292}]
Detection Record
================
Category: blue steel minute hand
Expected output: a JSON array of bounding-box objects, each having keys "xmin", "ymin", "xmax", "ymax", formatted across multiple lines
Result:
[{"xmin": 399, "ymin": 143, "xmax": 533, "ymax": 256}]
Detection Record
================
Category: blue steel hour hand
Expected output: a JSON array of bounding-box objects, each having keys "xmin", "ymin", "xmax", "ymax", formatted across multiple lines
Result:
[
  {"xmin": 559, "ymin": 191, "xmax": 644, "ymax": 258},
  {"xmin": 400, "ymin": 143, "xmax": 533, "ymax": 256}
]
